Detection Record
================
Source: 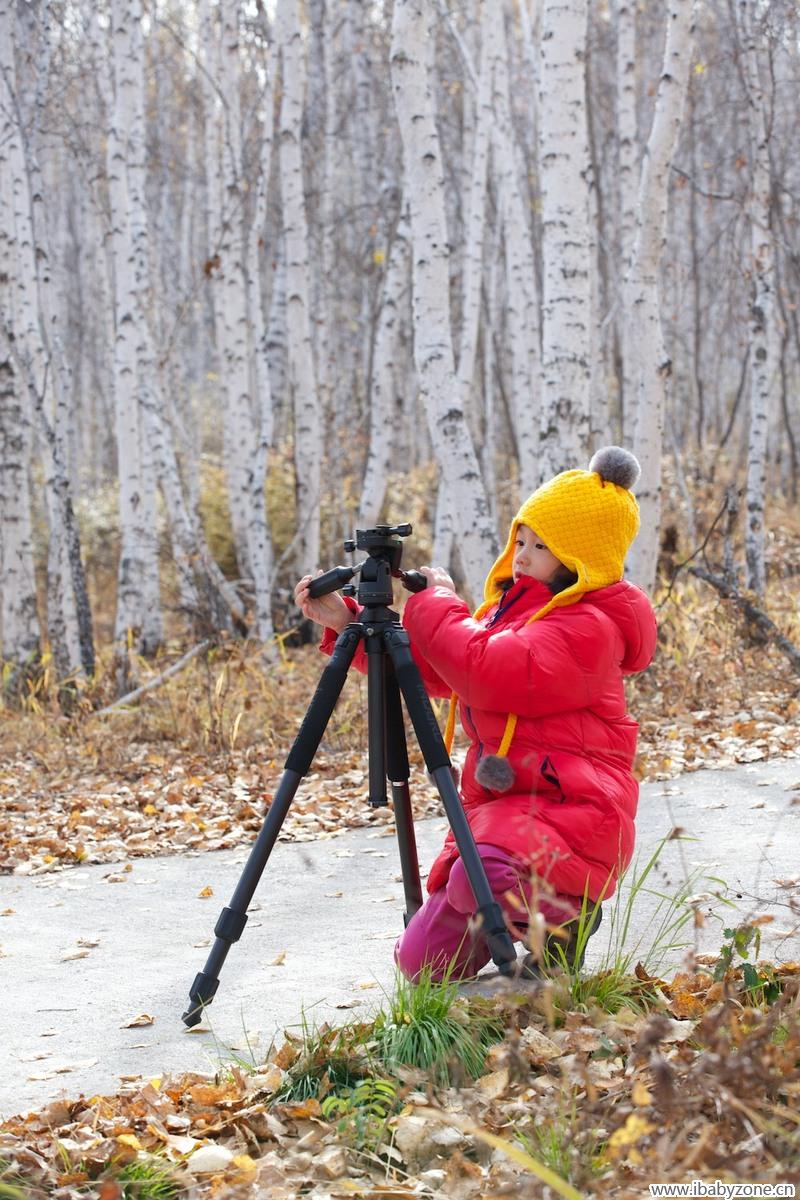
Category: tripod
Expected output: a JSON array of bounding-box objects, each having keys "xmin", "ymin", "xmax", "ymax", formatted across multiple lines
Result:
[{"xmin": 182, "ymin": 525, "xmax": 518, "ymax": 1026}]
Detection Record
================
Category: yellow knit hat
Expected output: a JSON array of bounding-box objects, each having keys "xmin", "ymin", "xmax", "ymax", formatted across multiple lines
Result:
[{"xmin": 444, "ymin": 447, "xmax": 642, "ymax": 791}]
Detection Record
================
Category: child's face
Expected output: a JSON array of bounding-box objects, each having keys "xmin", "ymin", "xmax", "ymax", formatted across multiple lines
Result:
[{"xmin": 512, "ymin": 524, "xmax": 564, "ymax": 584}]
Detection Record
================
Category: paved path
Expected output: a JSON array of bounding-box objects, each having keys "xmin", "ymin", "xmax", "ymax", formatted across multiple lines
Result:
[{"xmin": 2, "ymin": 757, "xmax": 799, "ymax": 1119}]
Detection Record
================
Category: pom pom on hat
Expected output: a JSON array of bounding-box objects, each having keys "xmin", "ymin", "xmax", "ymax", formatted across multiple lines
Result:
[{"xmin": 588, "ymin": 446, "xmax": 641, "ymax": 490}]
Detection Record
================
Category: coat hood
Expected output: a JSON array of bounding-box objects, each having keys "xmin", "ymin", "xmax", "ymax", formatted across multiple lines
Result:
[{"xmin": 582, "ymin": 579, "xmax": 657, "ymax": 674}]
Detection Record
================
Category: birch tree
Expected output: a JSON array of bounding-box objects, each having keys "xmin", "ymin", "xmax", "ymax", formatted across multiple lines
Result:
[
  {"xmin": 0, "ymin": 12, "xmax": 39, "ymax": 672},
  {"xmin": 739, "ymin": 0, "xmax": 777, "ymax": 598},
  {"xmin": 625, "ymin": 1, "xmax": 696, "ymax": 591},
  {"xmin": 538, "ymin": 0, "xmax": 592, "ymax": 478},
  {"xmin": 616, "ymin": 0, "xmax": 638, "ymax": 424},
  {"xmin": 107, "ymin": 0, "xmax": 163, "ymax": 657},
  {"xmin": 278, "ymin": 0, "xmax": 321, "ymax": 573},
  {"xmin": 0, "ymin": 356, "xmax": 40, "ymax": 671},
  {"xmin": 391, "ymin": 0, "xmax": 497, "ymax": 599},
  {"xmin": 217, "ymin": 0, "xmax": 275, "ymax": 640},
  {"xmin": 359, "ymin": 206, "xmax": 410, "ymax": 526},
  {"xmin": 490, "ymin": 2, "xmax": 541, "ymax": 493},
  {"xmin": 1, "ymin": 0, "xmax": 92, "ymax": 679}
]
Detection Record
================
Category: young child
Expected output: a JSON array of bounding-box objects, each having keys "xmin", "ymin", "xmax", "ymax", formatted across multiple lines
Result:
[{"xmin": 295, "ymin": 447, "xmax": 657, "ymax": 981}]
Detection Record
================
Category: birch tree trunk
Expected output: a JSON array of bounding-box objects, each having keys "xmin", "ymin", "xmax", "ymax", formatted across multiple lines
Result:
[
  {"xmin": 217, "ymin": 0, "xmax": 253, "ymax": 581},
  {"xmin": 739, "ymin": 0, "xmax": 776, "ymax": 599},
  {"xmin": 107, "ymin": 0, "xmax": 163, "ymax": 657},
  {"xmin": 616, "ymin": 0, "xmax": 641, "ymax": 270},
  {"xmin": 245, "ymin": 68, "xmax": 277, "ymax": 643},
  {"xmin": 278, "ymin": 0, "xmax": 321, "ymax": 573},
  {"xmin": 625, "ymin": 1, "xmax": 696, "ymax": 591},
  {"xmin": 1, "ymin": 0, "xmax": 91, "ymax": 679},
  {"xmin": 455, "ymin": 7, "xmax": 491, "ymax": 417},
  {"xmin": 0, "ymin": 22, "xmax": 39, "ymax": 671},
  {"xmin": 0, "ymin": 355, "xmax": 41, "ymax": 669},
  {"xmin": 490, "ymin": 4, "xmax": 541, "ymax": 493},
  {"xmin": 391, "ymin": 0, "xmax": 497, "ymax": 599},
  {"xmin": 359, "ymin": 207, "xmax": 410, "ymax": 526},
  {"xmin": 616, "ymin": 0, "xmax": 638, "ymax": 428},
  {"xmin": 214, "ymin": 0, "xmax": 276, "ymax": 640},
  {"xmin": 538, "ymin": 0, "xmax": 592, "ymax": 479},
  {"xmin": 266, "ymin": 240, "xmax": 289, "ymax": 439}
]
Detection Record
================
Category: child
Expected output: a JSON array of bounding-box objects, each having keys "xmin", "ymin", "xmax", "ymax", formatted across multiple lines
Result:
[{"xmin": 295, "ymin": 446, "xmax": 657, "ymax": 981}]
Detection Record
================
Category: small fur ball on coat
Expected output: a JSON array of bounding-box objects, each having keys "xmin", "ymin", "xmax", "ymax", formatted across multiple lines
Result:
[
  {"xmin": 475, "ymin": 755, "xmax": 515, "ymax": 793},
  {"xmin": 589, "ymin": 446, "xmax": 641, "ymax": 490}
]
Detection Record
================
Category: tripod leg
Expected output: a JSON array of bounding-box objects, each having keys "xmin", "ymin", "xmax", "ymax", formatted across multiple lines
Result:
[
  {"xmin": 365, "ymin": 632, "xmax": 388, "ymax": 807},
  {"xmin": 384, "ymin": 667, "xmax": 424, "ymax": 923},
  {"xmin": 384, "ymin": 626, "xmax": 518, "ymax": 977},
  {"xmin": 182, "ymin": 625, "xmax": 363, "ymax": 1026}
]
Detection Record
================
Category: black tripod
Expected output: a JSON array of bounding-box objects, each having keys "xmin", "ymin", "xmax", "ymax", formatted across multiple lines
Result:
[{"xmin": 182, "ymin": 524, "xmax": 518, "ymax": 1026}]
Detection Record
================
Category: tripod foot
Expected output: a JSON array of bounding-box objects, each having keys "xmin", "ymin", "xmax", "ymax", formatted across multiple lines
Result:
[{"xmin": 182, "ymin": 971, "xmax": 220, "ymax": 1027}]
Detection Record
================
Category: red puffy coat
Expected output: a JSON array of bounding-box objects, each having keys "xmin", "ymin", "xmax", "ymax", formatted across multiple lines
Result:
[{"xmin": 322, "ymin": 574, "xmax": 656, "ymax": 903}]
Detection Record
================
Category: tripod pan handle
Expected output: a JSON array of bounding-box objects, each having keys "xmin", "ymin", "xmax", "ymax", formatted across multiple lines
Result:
[{"xmin": 400, "ymin": 570, "xmax": 427, "ymax": 593}]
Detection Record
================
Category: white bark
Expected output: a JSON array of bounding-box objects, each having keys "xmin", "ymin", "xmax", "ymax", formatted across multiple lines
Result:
[
  {"xmin": 278, "ymin": 0, "xmax": 321, "ymax": 573},
  {"xmin": 246, "ymin": 69, "xmax": 277, "ymax": 642},
  {"xmin": 490, "ymin": 3, "xmax": 541, "ymax": 493},
  {"xmin": 740, "ymin": 0, "xmax": 777, "ymax": 599},
  {"xmin": 0, "ymin": 355, "xmax": 40, "ymax": 665},
  {"xmin": 626, "ymin": 1, "xmax": 696, "ymax": 591},
  {"xmin": 1, "ymin": 0, "xmax": 90, "ymax": 677},
  {"xmin": 481, "ymin": 224, "xmax": 501, "ymax": 527},
  {"xmin": 266, "ymin": 240, "xmax": 289, "ymax": 438},
  {"xmin": 359, "ymin": 207, "xmax": 410, "ymax": 526},
  {"xmin": 308, "ymin": 0, "xmax": 337, "ymax": 449},
  {"xmin": 0, "ymin": 19, "xmax": 39, "ymax": 669},
  {"xmin": 538, "ymin": 0, "xmax": 592, "ymax": 479},
  {"xmin": 391, "ymin": 0, "xmax": 497, "ymax": 600},
  {"xmin": 217, "ymin": 0, "xmax": 256, "ymax": 578},
  {"xmin": 616, "ymin": 0, "xmax": 639, "ymax": 427},
  {"xmin": 456, "ymin": 10, "xmax": 491, "ymax": 414},
  {"xmin": 107, "ymin": 0, "xmax": 163, "ymax": 655}
]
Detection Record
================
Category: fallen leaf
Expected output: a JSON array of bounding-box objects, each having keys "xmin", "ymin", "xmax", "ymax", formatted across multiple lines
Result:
[
  {"xmin": 121, "ymin": 1013, "xmax": 155, "ymax": 1028},
  {"xmin": 197, "ymin": 885, "xmax": 214, "ymax": 898},
  {"xmin": 116, "ymin": 1133, "xmax": 143, "ymax": 1152},
  {"xmin": 477, "ymin": 1067, "xmax": 510, "ymax": 1099},
  {"xmin": 269, "ymin": 950, "xmax": 286, "ymax": 966},
  {"xmin": 187, "ymin": 1143, "xmax": 234, "ymax": 1174},
  {"xmin": 607, "ymin": 1113, "xmax": 655, "ymax": 1163}
]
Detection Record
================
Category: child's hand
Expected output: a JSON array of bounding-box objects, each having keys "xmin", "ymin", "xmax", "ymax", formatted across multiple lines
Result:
[
  {"xmin": 419, "ymin": 566, "xmax": 456, "ymax": 592},
  {"xmin": 294, "ymin": 574, "xmax": 352, "ymax": 633}
]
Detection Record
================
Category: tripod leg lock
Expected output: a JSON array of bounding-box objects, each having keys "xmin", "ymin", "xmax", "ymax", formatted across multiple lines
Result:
[{"xmin": 215, "ymin": 907, "xmax": 248, "ymax": 943}]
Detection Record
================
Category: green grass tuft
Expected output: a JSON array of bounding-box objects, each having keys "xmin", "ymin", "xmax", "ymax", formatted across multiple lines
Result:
[
  {"xmin": 372, "ymin": 967, "xmax": 505, "ymax": 1085},
  {"xmin": 320, "ymin": 1077, "xmax": 401, "ymax": 1151},
  {"xmin": 272, "ymin": 1015, "xmax": 377, "ymax": 1102},
  {"xmin": 538, "ymin": 836, "xmax": 706, "ymax": 1016},
  {"xmin": 112, "ymin": 1157, "xmax": 180, "ymax": 1200}
]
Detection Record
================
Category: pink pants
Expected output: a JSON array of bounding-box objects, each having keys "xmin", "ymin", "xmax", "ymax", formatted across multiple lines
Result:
[{"xmin": 394, "ymin": 843, "xmax": 581, "ymax": 981}]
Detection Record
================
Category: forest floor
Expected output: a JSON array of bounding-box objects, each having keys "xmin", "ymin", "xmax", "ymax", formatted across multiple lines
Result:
[{"xmin": 1, "ymin": 572, "xmax": 800, "ymax": 1197}]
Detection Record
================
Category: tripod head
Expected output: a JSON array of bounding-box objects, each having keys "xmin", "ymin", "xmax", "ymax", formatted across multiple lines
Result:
[{"xmin": 307, "ymin": 523, "xmax": 427, "ymax": 609}]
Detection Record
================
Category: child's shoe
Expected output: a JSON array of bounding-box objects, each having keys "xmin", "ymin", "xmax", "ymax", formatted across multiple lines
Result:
[{"xmin": 518, "ymin": 905, "xmax": 603, "ymax": 979}]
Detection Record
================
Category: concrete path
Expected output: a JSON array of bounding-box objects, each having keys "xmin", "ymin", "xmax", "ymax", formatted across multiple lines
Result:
[{"xmin": 2, "ymin": 757, "xmax": 799, "ymax": 1120}]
